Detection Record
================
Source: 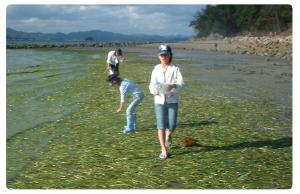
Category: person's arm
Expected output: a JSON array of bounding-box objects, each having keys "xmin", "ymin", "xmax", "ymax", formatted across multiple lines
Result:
[
  {"xmin": 168, "ymin": 67, "xmax": 184, "ymax": 93},
  {"xmin": 168, "ymin": 84, "xmax": 177, "ymax": 91},
  {"xmin": 117, "ymin": 102, "xmax": 124, "ymax": 112},
  {"xmin": 106, "ymin": 63, "xmax": 110, "ymax": 70},
  {"xmin": 117, "ymin": 83, "xmax": 126, "ymax": 112},
  {"xmin": 117, "ymin": 56, "xmax": 124, "ymax": 63},
  {"xmin": 149, "ymin": 68, "xmax": 160, "ymax": 95},
  {"xmin": 106, "ymin": 51, "xmax": 113, "ymax": 66}
]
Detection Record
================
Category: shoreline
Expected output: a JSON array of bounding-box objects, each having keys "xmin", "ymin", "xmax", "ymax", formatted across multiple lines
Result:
[
  {"xmin": 140, "ymin": 34, "xmax": 292, "ymax": 60},
  {"xmin": 6, "ymin": 41, "xmax": 160, "ymax": 50},
  {"xmin": 7, "ymin": 34, "xmax": 292, "ymax": 60}
]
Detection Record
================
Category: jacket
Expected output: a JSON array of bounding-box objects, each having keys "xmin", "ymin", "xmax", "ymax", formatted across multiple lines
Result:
[
  {"xmin": 106, "ymin": 50, "xmax": 122, "ymax": 65},
  {"xmin": 149, "ymin": 63, "xmax": 184, "ymax": 104},
  {"xmin": 119, "ymin": 79, "xmax": 144, "ymax": 103}
]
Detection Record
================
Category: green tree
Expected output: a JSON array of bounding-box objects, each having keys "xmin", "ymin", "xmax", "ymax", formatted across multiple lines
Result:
[{"xmin": 190, "ymin": 5, "xmax": 292, "ymax": 38}]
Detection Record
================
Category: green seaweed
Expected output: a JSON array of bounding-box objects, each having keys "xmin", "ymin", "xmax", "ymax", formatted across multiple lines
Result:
[{"xmin": 6, "ymin": 48, "xmax": 292, "ymax": 189}]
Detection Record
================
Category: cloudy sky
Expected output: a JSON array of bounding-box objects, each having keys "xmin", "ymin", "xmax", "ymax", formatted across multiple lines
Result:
[{"xmin": 6, "ymin": 4, "xmax": 206, "ymax": 36}]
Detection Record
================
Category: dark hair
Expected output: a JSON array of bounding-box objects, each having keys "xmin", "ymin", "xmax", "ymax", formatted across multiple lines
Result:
[
  {"xmin": 169, "ymin": 54, "xmax": 173, "ymax": 63},
  {"xmin": 115, "ymin": 48, "xmax": 122, "ymax": 56},
  {"xmin": 106, "ymin": 75, "xmax": 122, "ymax": 85}
]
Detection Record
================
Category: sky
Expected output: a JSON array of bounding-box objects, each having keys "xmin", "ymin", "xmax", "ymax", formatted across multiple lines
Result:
[{"xmin": 6, "ymin": 4, "xmax": 206, "ymax": 36}]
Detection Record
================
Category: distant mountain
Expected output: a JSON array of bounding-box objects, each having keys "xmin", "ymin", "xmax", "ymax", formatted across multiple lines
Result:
[{"xmin": 6, "ymin": 28, "xmax": 190, "ymax": 44}]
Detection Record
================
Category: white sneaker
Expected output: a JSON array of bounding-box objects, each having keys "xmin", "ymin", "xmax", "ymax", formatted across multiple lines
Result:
[{"xmin": 159, "ymin": 152, "xmax": 168, "ymax": 160}]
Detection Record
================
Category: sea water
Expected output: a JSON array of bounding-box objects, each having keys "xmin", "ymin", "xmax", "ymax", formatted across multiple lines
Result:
[{"xmin": 6, "ymin": 49, "xmax": 95, "ymax": 139}]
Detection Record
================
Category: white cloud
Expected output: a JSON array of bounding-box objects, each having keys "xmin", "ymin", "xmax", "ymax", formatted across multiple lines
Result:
[
  {"xmin": 79, "ymin": 6, "xmax": 88, "ymax": 11},
  {"xmin": 6, "ymin": 5, "xmax": 206, "ymax": 36},
  {"xmin": 24, "ymin": 17, "xmax": 41, "ymax": 24}
]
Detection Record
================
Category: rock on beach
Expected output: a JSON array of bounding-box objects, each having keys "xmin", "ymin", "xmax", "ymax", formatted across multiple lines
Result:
[
  {"xmin": 186, "ymin": 35, "xmax": 291, "ymax": 59},
  {"xmin": 141, "ymin": 34, "xmax": 292, "ymax": 60}
]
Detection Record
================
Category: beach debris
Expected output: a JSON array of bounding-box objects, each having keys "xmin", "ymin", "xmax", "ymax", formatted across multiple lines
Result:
[{"xmin": 180, "ymin": 136, "xmax": 200, "ymax": 147}]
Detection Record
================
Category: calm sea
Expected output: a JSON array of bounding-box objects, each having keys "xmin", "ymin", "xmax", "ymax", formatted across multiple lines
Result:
[{"xmin": 6, "ymin": 49, "xmax": 101, "ymax": 139}]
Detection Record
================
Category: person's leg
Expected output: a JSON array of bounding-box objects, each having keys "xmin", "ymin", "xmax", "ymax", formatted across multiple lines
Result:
[
  {"xmin": 132, "ymin": 94, "xmax": 143, "ymax": 130},
  {"xmin": 133, "ymin": 113, "xmax": 136, "ymax": 130},
  {"xmin": 109, "ymin": 64, "xmax": 116, "ymax": 75},
  {"xmin": 158, "ymin": 129, "xmax": 167, "ymax": 156},
  {"xmin": 165, "ymin": 103, "xmax": 178, "ymax": 147},
  {"xmin": 115, "ymin": 63, "xmax": 119, "ymax": 76},
  {"xmin": 124, "ymin": 94, "xmax": 143, "ymax": 133},
  {"xmin": 108, "ymin": 64, "xmax": 114, "ymax": 76},
  {"xmin": 165, "ymin": 130, "xmax": 173, "ymax": 148},
  {"xmin": 123, "ymin": 113, "xmax": 134, "ymax": 133},
  {"xmin": 155, "ymin": 104, "xmax": 168, "ymax": 158}
]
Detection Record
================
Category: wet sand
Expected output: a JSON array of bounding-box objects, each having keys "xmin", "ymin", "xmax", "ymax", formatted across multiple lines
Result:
[
  {"xmin": 175, "ymin": 49, "xmax": 292, "ymax": 110},
  {"xmin": 133, "ymin": 45, "xmax": 292, "ymax": 113}
]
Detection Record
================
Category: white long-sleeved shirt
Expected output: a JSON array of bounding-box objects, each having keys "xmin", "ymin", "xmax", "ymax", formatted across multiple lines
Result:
[
  {"xmin": 120, "ymin": 79, "xmax": 143, "ymax": 103},
  {"xmin": 149, "ymin": 64, "xmax": 184, "ymax": 104},
  {"xmin": 106, "ymin": 50, "xmax": 122, "ymax": 65}
]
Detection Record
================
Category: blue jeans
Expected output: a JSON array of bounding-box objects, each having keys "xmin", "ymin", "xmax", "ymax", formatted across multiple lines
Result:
[
  {"xmin": 124, "ymin": 93, "xmax": 144, "ymax": 132},
  {"xmin": 154, "ymin": 103, "xmax": 178, "ymax": 131}
]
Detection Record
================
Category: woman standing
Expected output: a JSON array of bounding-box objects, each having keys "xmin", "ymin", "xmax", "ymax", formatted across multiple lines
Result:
[
  {"xmin": 106, "ymin": 48, "xmax": 124, "ymax": 76},
  {"xmin": 149, "ymin": 44, "xmax": 184, "ymax": 159}
]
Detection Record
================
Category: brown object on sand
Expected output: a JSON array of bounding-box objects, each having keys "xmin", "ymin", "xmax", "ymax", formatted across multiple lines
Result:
[{"xmin": 180, "ymin": 136, "xmax": 199, "ymax": 147}]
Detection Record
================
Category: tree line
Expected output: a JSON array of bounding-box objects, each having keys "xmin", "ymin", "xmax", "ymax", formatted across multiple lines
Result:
[{"xmin": 190, "ymin": 5, "xmax": 292, "ymax": 37}]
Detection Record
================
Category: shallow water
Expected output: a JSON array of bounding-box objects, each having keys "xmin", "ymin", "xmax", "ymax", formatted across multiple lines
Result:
[{"xmin": 6, "ymin": 49, "xmax": 94, "ymax": 139}]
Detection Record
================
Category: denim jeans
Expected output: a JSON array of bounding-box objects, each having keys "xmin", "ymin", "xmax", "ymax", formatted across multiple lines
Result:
[
  {"xmin": 123, "ymin": 93, "xmax": 144, "ymax": 132},
  {"xmin": 154, "ymin": 103, "xmax": 178, "ymax": 131}
]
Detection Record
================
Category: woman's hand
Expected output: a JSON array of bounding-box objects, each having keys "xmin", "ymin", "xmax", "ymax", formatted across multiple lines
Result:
[
  {"xmin": 116, "ymin": 102, "xmax": 124, "ymax": 113},
  {"xmin": 168, "ymin": 84, "xmax": 177, "ymax": 91}
]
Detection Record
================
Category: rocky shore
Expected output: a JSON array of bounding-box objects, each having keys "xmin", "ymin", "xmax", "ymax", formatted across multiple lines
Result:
[
  {"xmin": 183, "ymin": 35, "xmax": 292, "ymax": 59},
  {"xmin": 7, "ymin": 34, "xmax": 292, "ymax": 59},
  {"xmin": 6, "ymin": 41, "xmax": 156, "ymax": 49},
  {"xmin": 142, "ymin": 34, "xmax": 292, "ymax": 60}
]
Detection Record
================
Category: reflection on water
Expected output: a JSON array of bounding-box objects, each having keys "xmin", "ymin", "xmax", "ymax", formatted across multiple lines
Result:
[{"xmin": 6, "ymin": 49, "xmax": 94, "ymax": 139}]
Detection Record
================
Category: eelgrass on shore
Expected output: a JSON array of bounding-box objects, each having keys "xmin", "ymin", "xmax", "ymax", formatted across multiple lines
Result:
[{"xmin": 7, "ymin": 48, "xmax": 292, "ymax": 189}]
